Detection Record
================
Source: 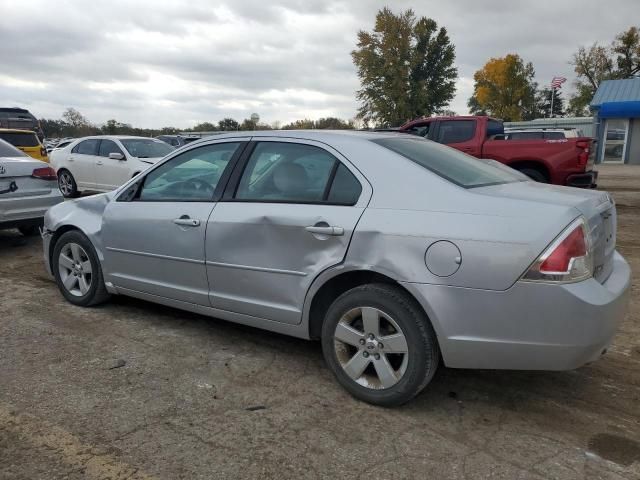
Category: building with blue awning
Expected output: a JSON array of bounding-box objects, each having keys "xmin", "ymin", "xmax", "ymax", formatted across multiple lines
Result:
[{"xmin": 591, "ymin": 78, "xmax": 640, "ymax": 164}]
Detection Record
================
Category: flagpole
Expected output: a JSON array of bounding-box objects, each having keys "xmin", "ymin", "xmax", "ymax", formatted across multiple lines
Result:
[{"xmin": 550, "ymin": 87, "xmax": 555, "ymax": 118}]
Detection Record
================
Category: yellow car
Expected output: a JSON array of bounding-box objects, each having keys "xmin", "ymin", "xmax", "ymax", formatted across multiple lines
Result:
[{"xmin": 0, "ymin": 128, "xmax": 49, "ymax": 162}]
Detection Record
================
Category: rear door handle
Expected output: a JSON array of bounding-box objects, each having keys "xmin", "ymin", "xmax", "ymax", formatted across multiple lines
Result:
[
  {"xmin": 96, "ymin": 160, "xmax": 103, "ymax": 166},
  {"xmin": 305, "ymin": 225, "xmax": 344, "ymax": 236},
  {"xmin": 173, "ymin": 217, "xmax": 201, "ymax": 227}
]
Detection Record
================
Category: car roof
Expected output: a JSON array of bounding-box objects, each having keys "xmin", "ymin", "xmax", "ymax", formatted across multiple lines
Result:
[
  {"xmin": 75, "ymin": 135, "xmax": 163, "ymax": 141},
  {"xmin": 186, "ymin": 129, "xmax": 411, "ymax": 143}
]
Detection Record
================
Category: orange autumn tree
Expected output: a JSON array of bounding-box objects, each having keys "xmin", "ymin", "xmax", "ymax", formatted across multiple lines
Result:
[{"xmin": 468, "ymin": 54, "xmax": 538, "ymax": 121}]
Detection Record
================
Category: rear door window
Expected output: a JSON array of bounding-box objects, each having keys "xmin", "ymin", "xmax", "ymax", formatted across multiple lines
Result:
[
  {"xmin": 435, "ymin": 120, "xmax": 476, "ymax": 144},
  {"xmin": 72, "ymin": 139, "xmax": 100, "ymax": 155},
  {"xmin": 234, "ymin": 142, "xmax": 361, "ymax": 205}
]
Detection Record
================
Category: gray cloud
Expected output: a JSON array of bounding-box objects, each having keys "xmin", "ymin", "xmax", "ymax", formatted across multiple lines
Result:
[{"xmin": 0, "ymin": 0, "xmax": 637, "ymax": 128}]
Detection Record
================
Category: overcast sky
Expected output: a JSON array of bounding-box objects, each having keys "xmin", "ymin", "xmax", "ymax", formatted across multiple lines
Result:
[{"xmin": 1, "ymin": 0, "xmax": 637, "ymax": 128}]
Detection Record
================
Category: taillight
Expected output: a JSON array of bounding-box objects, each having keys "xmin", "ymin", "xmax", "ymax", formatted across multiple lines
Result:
[
  {"xmin": 32, "ymin": 166, "xmax": 57, "ymax": 181},
  {"xmin": 576, "ymin": 140, "xmax": 590, "ymax": 168},
  {"xmin": 522, "ymin": 217, "xmax": 593, "ymax": 283}
]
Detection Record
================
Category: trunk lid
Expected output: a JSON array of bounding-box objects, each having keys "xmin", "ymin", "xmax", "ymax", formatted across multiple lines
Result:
[
  {"xmin": 474, "ymin": 181, "xmax": 616, "ymax": 283},
  {"xmin": 0, "ymin": 156, "xmax": 54, "ymax": 199}
]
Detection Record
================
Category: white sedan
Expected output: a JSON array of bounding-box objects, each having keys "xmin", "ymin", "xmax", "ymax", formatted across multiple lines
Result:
[{"xmin": 50, "ymin": 135, "xmax": 174, "ymax": 197}]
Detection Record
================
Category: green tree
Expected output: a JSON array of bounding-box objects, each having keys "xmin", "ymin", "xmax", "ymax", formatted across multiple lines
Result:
[
  {"xmin": 468, "ymin": 54, "xmax": 538, "ymax": 121},
  {"xmin": 613, "ymin": 26, "xmax": 640, "ymax": 77},
  {"xmin": 218, "ymin": 118, "xmax": 239, "ymax": 131},
  {"xmin": 537, "ymin": 88, "xmax": 565, "ymax": 118},
  {"xmin": 351, "ymin": 8, "xmax": 457, "ymax": 127},
  {"xmin": 39, "ymin": 118, "xmax": 67, "ymax": 137},
  {"xmin": 282, "ymin": 119, "xmax": 315, "ymax": 129},
  {"xmin": 101, "ymin": 119, "xmax": 134, "ymax": 135},
  {"xmin": 567, "ymin": 27, "xmax": 640, "ymax": 115},
  {"xmin": 190, "ymin": 122, "xmax": 217, "ymax": 132},
  {"xmin": 61, "ymin": 107, "xmax": 95, "ymax": 136}
]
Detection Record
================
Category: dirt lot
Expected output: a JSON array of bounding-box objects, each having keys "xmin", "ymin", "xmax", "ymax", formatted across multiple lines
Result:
[{"xmin": 1, "ymin": 165, "xmax": 639, "ymax": 480}]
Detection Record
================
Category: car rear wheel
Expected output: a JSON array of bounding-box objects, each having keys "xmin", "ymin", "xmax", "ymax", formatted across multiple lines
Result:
[
  {"xmin": 321, "ymin": 283, "xmax": 439, "ymax": 406},
  {"xmin": 58, "ymin": 169, "xmax": 79, "ymax": 198},
  {"xmin": 53, "ymin": 230, "xmax": 110, "ymax": 307}
]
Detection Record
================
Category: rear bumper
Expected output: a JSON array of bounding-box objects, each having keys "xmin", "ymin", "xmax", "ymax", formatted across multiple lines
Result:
[
  {"xmin": 0, "ymin": 189, "xmax": 62, "ymax": 230},
  {"xmin": 566, "ymin": 170, "xmax": 598, "ymax": 188},
  {"xmin": 403, "ymin": 250, "xmax": 631, "ymax": 370}
]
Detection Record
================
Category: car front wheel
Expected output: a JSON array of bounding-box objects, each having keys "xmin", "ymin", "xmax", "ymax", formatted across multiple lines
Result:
[
  {"xmin": 52, "ymin": 230, "xmax": 110, "ymax": 307},
  {"xmin": 321, "ymin": 283, "xmax": 439, "ymax": 406}
]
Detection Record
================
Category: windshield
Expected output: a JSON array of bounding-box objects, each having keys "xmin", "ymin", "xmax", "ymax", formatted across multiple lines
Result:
[
  {"xmin": 372, "ymin": 136, "xmax": 525, "ymax": 188},
  {"xmin": 120, "ymin": 139, "xmax": 174, "ymax": 158},
  {"xmin": 0, "ymin": 138, "xmax": 27, "ymax": 157}
]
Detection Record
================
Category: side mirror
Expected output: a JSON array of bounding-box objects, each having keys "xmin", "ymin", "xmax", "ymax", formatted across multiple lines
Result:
[{"xmin": 109, "ymin": 152, "xmax": 125, "ymax": 161}]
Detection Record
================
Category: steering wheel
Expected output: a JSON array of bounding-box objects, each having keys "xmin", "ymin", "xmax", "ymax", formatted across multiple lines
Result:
[{"xmin": 175, "ymin": 178, "xmax": 215, "ymax": 198}]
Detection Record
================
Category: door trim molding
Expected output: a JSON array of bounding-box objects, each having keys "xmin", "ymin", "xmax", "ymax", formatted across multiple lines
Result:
[
  {"xmin": 205, "ymin": 260, "xmax": 307, "ymax": 276},
  {"xmin": 106, "ymin": 246, "xmax": 204, "ymax": 264}
]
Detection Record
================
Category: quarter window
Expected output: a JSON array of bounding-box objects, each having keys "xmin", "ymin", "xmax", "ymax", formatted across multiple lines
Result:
[
  {"xmin": 235, "ymin": 142, "xmax": 361, "ymax": 205},
  {"xmin": 72, "ymin": 139, "xmax": 99, "ymax": 155},
  {"xmin": 98, "ymin": 140, "xmax": 124, "ymax": 157},
  {"xmin": 436, "ymin": 120, "xmax": 476, "ymax": 144},
  {"xmin": 327, "ymin": 164, "xmax": 362, "ymax": 204},
  {"xmin": 137, "ymin": 142, "xmax": 240, "ymax": 201}
]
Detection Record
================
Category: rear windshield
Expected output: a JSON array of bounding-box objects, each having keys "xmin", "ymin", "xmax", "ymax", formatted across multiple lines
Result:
[
  {"xmin": 372, "ymin": 136, "xmax": 525, "ymax": 188},
  {"xmin": 0, "ymin": 138, "xmax": 27, "ymax": 157},
  {"xmin": 0, "ymin": 131, "xmax": 39, "ymax": 147},
  {"xmin": 120, "ymin": 139, "xmax": 174, "ymax": 158}
]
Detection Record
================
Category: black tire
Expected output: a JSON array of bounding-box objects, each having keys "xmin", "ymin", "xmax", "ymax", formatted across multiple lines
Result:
[
  {"xmin": 321, "ymin": 283, "xmax": 440, "ymax": 407},
  {"xmin": 52, "ymin": 230, "xmax": 110, "ymax": 307},
  {"xmin": 519, "ymin": 168, "xmax": 548, "ymax": 183},
  {"xmin": 57, "ymin": 169, "xmax": 79, "ymax": 198},
  {"xmin": 18, "ymin": 224, "xmax": 40, "ymax": 236}
]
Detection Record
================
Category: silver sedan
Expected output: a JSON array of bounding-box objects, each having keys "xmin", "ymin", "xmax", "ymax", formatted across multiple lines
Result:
[
  {"xmin": 0, "ymin": 138, "xmax": 62, "ymax": 235},
  {"xmin": 41, "ymin": 131, "xmax": 631, "ymax": 406}
]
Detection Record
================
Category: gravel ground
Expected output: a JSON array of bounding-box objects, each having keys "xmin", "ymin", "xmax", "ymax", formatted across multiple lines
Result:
[{"xmin": 1, "ymin": 165, "xmax": 638, "ymax": 479}]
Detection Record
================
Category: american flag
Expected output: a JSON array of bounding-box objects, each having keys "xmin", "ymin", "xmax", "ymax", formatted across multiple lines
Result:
[{"xmin": 551, "ymin": 76, "xmax": 567, "ymax": 89}]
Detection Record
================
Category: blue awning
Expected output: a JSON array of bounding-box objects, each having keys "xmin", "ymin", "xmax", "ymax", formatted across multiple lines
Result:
[{"xmin": 599, "ymin": 101, "xmax": 640, "ymax": 118}]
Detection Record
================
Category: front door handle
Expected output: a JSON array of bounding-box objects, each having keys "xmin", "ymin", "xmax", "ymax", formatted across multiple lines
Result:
[
  {"xmin": 305, "ymin": 225, "xmax": 344, "ymax": 236},
  {"xmin": 96, "ymin": 160, "xmax": 103, "ymax": 166},
  {"xmin": 173, "ymin": 216, "xmax": 201, "ymax": 227}
]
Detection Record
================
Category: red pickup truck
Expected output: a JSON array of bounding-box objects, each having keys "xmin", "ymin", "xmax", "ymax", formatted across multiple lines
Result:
[{"xmin": 396, "ymin": 116, "xmax": 597, "ymax": 187}]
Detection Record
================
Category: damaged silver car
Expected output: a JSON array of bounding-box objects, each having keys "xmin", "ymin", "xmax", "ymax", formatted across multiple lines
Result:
[{"xmin": 42, "ymin": 131, "xmax": 631, "ymax": 406}]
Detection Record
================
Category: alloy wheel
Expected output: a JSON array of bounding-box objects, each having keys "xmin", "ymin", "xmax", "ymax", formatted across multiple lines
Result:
[
  {"xmin": 333, "ymin": 306, "xmax": 409, "ymax": 389},
  {"xmin": 58, "ymin": 172, "xmax": 73, "ymax": 196},
  {"xmin": 58, "ymin": 243, "xmax": 92, "ymax": 297}
]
